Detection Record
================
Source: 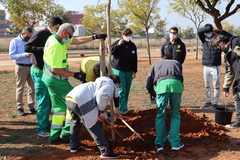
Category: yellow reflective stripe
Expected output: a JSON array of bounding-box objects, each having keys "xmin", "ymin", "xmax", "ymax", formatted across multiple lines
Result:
[{"xmin": 52, "ymin": 114, "xmax": 65, "ymax": 127}]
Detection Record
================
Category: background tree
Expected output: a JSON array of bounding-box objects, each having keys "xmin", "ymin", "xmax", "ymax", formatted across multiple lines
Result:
[
  {"xmin": 0, "ymin": 0, "xmax": 67, "ymax": 29},
  {"xmin": 81, "ymin": 4, "xmax": 127, "ymax": 36},
  {"xmin": 194, "ymin": 0, "xmax": 240, "ymax": 30},
  {"xmin": 119, "ymin": 0, "xmax": 161, "ymax": 64},
  {"xmin": 169, "ymin": 0, "xmax": 207, "ymax": 59},
  {"xmin": 153, "ymin": 19, "xmax": 167, "ymax": 38},
  {"xmin": 181, "ymin": 26, "xmax": 195, "ymax": 39},
  {"xmin": 5, "ymin": 20, "xmax": 21, "ymax": 34}
]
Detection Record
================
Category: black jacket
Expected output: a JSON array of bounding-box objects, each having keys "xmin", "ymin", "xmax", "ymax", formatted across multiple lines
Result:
[
  {"xmin": 24, "ymin": 28, "xmax": 52, "ymax": 70},
  {"xmin": 161, "ymin": 38, "xmax": 186, "ymax": 64},
  {"xmin": 198, "ymin": 26, "xmax": 232, "ymax": 66},
  {"xmin": 111, "ymin": 39, "xmax": 137, "ymax": 73}
]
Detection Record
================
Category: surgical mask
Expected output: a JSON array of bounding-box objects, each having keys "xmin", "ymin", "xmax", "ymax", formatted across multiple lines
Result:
[
  {"xmin": 23, "ymin": 36, "xmax": 30, "ymax": 42},
  {"xmin": 51, "ymin": 31, "xmax": 56, "ymax": 35},
  {"xmin": 206, "ymin": 33, "xmax": 213, "ymax": 38},
  {"xmin": 123, "ymin": 36, "xmax": 132, "ymax": 42},
  {"xmin": 62, "ymin": 38, "xmax": 70, "ymax": 44},
  {"xmin": 169, "ymin": 34, "xmax": 177, "ymax": 40}
]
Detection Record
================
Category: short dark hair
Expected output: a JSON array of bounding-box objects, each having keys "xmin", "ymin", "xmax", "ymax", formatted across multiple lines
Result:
[
  {"xmin": 210, "ymin": 34, "xmax": 230, "ymax": 47},
  {"xmin": 163, "ymin": 54, "xmax": 173, "ymax": 59},
  {"xmin": 109, "ymin": 74, "xmax": 121, "ymax": 84},
  {"xmin": 22, "ymin": 27, "xmax": 32, "ymax": 33},
  {"xmin": 122, "ymin": 28, "xmax": 133, "ymax": 36},
  {"xmin": 49, "ymin": 17, "xmax": 63, "ymax": 26},
  {"xmin": 169, "ymin": 27, "xmax": 178, "ymax": 33},
  {"xmin": 204, "ymin": 23, "xmax": 213, "ymax": 28},
  {"xmin": 93, "ymin": 63, "xmax": 108, "ymax": 77}
]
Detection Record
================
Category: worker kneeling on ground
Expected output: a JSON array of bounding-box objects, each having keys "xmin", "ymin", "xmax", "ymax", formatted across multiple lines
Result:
[{"xmin": 65, "ymin": 75, "xmax": 122, "ymax": 159}]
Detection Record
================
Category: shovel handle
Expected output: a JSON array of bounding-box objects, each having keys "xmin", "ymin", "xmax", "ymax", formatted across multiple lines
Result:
[
  {"xmin": 119, "ymin": 117, "xmax": 144, "ymax": 141},
  {"xmin": 102, "ymin": 117, "xmax": 123, "ymax": 138}
]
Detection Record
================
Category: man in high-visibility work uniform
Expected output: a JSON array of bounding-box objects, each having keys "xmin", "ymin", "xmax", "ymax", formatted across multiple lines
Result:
[
  {"xmin": 42, "ymin": 23, "xmax": 107, "ymax": 143},
  {"xmin": 79, "ymin": 56, "xmax": 111, "ymax": 83}
]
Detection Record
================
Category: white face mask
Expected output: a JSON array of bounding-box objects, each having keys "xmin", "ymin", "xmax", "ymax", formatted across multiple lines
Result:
[
  {"xmin": 169, "ymin": 33, "xmax": 177, "ymax": 40},
  {"xmin": 123, "ymin": 36, "xmax": 132, "ymax": 42}
]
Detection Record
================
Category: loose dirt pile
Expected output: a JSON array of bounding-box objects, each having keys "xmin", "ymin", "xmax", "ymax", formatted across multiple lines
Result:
[{"xmin": 17, "ymin": 107, "xmax": 228, "ymax": 160}]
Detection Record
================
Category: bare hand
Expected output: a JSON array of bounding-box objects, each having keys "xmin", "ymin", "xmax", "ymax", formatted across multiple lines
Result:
[
  {"xmin": 223, "ymin": 91, "xmax": 229, "ymax": 98},
  {"xmin": 98, "ymin": 113, "xmax": 105, "ymax": 119},
  {"xmin": 118, "ymin": 39, "xmax": 124, "ymax": 46},
  {"xmin": 114, "ymin": 108, "xmax": 122, "ymax": 118},
  {"xmin": 132, "ymin": 72, "xmax": 136, "ymax": 79},
  {"xmin": 26, "ymin": 53, "xmax": 32, "ymax": 57}
]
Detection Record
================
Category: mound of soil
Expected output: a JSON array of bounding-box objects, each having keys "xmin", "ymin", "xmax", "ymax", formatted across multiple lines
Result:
[{"xmin": 67, "ymin": 108, "xmax": 228, "ymax": 159}]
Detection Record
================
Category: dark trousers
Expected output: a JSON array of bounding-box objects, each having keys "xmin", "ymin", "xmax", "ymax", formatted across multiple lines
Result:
[{"xmin": 66, "ymin": 100, "xmax": 109, "ymax": 151}]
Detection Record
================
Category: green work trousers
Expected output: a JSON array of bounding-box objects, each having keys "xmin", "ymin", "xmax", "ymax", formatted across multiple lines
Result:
[
  {"xmin": 31, "ymin": 69, "xmax": 51, "ymax": 134},
  {"xmin": 112, "ymin": 68, "xmax": 132, "ymax": 111},
  {"xmin": 154, "ymin": 93, "xmax": 182, "ymax": 148},
  {"xmin": 42, "ymin": 75, "xmax": 73, "ymax": 142}
]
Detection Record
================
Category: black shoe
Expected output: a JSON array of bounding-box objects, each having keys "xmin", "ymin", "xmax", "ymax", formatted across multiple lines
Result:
[
  {"xmin": 18, "ymin": 108, "xmax": 25, "ymax": 116},
  {"xmin": 70, "ymin": 145, "xmax": 81, "ymax": 153},
  {"xmin": 156, "ymin": 144, "xmax": 164, "ymax": 152},
  {"xmin": 226, "ymin": 122, "xmax": 240, "ymax": 128},
  {"xmin": 100, "ymin": 148, "xmax": 120, "ymax": 159},
  {"xmin": 29, "ymin": 108, "xmax": 37, "ymax": 114},
  {"xmin": 60, "ymin": 134, "xmax": 70, "ymax": 140},
  {"xmin": 200, "ymin": 102, "xmax": 212, "ymax": 109},
  {"xmin": 48, "ymin": 138, "xmax": 69, "ymax": 144},
  {"xmin": 171, "ymin": 142, "xmax": 184, "ymax": 151},
  {"xmin": 212, "ymin": 103, "xmax": 218, "ymax": 108}
]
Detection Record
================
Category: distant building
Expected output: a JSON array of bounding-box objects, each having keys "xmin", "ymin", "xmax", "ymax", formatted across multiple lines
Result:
[
  {"xmin": 68, "ymin": 11, "xmax": 84, "ymax": 25},
  {"xmin": 73, "ymin": 25, "xmax": 85, "ymax": 37},
  {"xmin": 0, "ymin": 9, "xmax": 7, "ymax": 35}
]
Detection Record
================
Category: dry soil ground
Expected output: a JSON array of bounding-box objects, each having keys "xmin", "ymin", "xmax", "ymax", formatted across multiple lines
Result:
[{"xmin": 0, "ymin": 49, "xmax": 240, "ymax": 160}]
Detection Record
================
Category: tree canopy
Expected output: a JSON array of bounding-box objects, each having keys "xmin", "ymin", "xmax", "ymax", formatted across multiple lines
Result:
[
  {"xmin": 194, "ymin": 0, "xmax": 240, "ymax": 29},
  {"xmin": 0, "ymin": 0, "xmax": 69, "ymax": 28}
]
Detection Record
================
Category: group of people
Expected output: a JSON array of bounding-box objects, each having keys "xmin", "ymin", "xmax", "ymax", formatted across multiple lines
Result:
[
  {"xmin": 9, "ymin": 17, "xmax": 137, "ymax": 159},
  {"xmin": 8, "ymin": 15, "xmax": 240, "ymax": 158}
]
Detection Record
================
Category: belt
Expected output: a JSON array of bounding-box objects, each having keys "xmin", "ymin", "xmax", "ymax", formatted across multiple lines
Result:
[{"xmin": 16, "ymin": 63, "xmax": 32, "ymax": 67}]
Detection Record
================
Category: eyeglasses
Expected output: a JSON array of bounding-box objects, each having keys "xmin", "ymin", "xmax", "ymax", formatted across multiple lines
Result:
[
  {"xmin": 66, "ymin": 31, "xmax": 72, "ymax": 39},
  {"xmin": 170, "ymin": 32, "xmax": 177, "ymax": 34}
]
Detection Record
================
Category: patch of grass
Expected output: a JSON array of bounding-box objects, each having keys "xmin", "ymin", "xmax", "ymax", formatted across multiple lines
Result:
[{"xmin": 3, "ymin": 134, "xmax": 20, "ymax": 144}]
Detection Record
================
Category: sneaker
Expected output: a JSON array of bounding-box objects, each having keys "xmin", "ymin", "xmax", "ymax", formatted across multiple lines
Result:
[
  {"xmin": 29, "ymin": 108, "xmax": 37, "ymax": 114},
  {"xmin": 200, "ymin": 102, "xmax": 212, "ymax": 109},
  {"xmin": 156, "ymin": 144, "xmax": 164, "ymax": 152},
  {"xmin": 121, "ymin": 109, "xmax": 134, "ymax": 114},
  {"xmin": 212, "ymin": 103, "xmax": 218, "ymax": 108},
  {"xmin": 37, "ymin": 131, "xmax": 50, "ymax": 137},
  {"xmin": 226, "ymin": 122, "xmax": 240, "ymax": 128},
  {"xmin": 171, "ymin": 142, "xmax": 184, "ymax": 151},
  {"xmin": 70, "ymin": 145, "xmax": 81, "ymax": 153},
  {"xmin": 18, "ymin": 108, "xmax": 25, "ymax": 116},
  {"xmin": 100, "ymin": 148, "xmax": 120, "ymax": 159},
  {"xmin": 60, "ymin": 135, "xmax": 70, "ymax": 141}
]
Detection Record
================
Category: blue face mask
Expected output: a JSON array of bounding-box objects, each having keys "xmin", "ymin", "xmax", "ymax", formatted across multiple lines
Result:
[
  {"xmin": 206, "ymin": 33, "xmax": 213, "ymax": 38},
  {"xmin": 51, "ymin": 31, "xmax": 56, "ymax": 35},
  {"xmin": 62, "ymin": 38, "xmax": 70, "ymax": 44}
]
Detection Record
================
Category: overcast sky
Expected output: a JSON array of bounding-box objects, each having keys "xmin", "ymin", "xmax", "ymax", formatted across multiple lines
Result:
[{"xmin": 1, "ymin": 0, "xmax": 240, "ymax": 30}]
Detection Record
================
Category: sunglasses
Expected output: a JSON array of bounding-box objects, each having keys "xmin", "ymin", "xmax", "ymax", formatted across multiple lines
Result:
[{"xmin": 66, "ymin": 31, "xmax": 72, "ymax": 39}]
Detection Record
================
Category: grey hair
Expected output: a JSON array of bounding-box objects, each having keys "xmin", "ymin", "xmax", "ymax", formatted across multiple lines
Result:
[{"xmin": 58, "ymin": 23, "xmax": 75, "ymax": 33}]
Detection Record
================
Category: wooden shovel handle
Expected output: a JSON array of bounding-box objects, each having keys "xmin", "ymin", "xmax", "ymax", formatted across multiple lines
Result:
[{"xmin": 103, "ymin": 117, "xmax": 123, "ymax": 138}]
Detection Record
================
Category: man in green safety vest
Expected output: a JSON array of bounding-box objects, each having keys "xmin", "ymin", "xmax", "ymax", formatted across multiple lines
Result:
[{"xmin": 42, "ymin": 23, "xmax": 107, "ymax": 144}]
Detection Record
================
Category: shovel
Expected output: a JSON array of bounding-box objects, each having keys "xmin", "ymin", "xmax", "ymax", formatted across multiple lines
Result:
[
  {"xmin": 119, "ymin": 116, "xmax": 144, "ymax": 142},
  {"xmin": 102, "ymin": 117, "xmax": 124, "ymax": 142}
]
